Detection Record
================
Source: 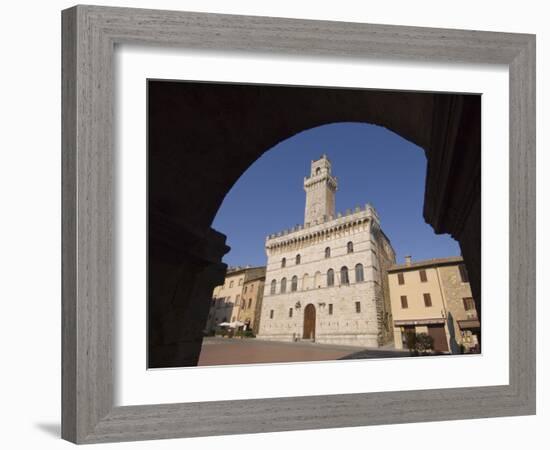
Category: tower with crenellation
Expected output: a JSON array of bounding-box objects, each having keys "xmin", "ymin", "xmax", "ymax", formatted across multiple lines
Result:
[
  {"xmin": 257, "ymin": 154, "xmax": 397, "ymax": 347},
  {"xmin": 303, "ymin": 154, "xmax": 338, "ymax": 225}
]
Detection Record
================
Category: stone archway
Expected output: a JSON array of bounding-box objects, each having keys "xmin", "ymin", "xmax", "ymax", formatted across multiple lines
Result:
[
  {"xmin": 303, "ymin": 304, "xmax": 316, "ymax": 340},
  {"xmin": 148, "ymin": 80, "xmax": 480, "ymax": 368}
]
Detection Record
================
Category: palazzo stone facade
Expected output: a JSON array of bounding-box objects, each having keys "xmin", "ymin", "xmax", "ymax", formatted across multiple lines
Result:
[{"xmin": 257, "ymin": 155, "xmax": 396, "ymax": 347}]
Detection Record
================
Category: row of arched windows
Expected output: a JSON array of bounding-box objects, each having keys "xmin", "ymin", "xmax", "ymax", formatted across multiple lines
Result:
[
  {"xmin": 270, "ymin": 264, "xmax": 365, "ymax": 295},
  {"xmin": 281, "ymin": 242, "xmax": 354, "ymax": 268}
]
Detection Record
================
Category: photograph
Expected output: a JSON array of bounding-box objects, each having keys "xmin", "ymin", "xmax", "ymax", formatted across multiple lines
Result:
[{"xmin": 147, "ymin": 80, "xmax": 481, "ymax": 368}]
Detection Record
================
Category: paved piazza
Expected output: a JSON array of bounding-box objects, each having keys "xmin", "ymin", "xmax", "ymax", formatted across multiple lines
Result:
[{"xmin": 197, "ymin": 337, "xmax": 410, "ymax": 366}]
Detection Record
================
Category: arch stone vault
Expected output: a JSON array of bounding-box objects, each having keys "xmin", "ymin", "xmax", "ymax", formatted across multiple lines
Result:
[{"xmin": 148, "ymin": 80, "xmax": 481, "ymax": 368}]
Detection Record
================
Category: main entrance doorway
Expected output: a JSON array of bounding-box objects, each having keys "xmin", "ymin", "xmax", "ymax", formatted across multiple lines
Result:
[{"xmin": 303, "ymin": 304, "xmax": 316, "ymax": 340}]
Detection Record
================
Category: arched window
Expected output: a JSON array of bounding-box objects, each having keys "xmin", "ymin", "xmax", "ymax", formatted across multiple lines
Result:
[
  {"xmin": 302, "ymin": 273, "xmax": 310, "ymax": 290},
  {"xmin": 270, "ymin": 279, "xmax": 276, "ymax": 295},
  {"xmin": 291, "ymin": 276, "xmax": 298, "ymax": 292},
  {"xmin": 355, "ymin": 263, "xmax": 364, "ymax": 282},
  {"xmin": 314, "ymin": 271, "xmax": 322, "ymax": 288},
  {"xmin": 281, "ymin": 257, "xmax": 286, "ymax": 268},
  {"xmin": 241, "ymin": 298, "xmax": 245, "ymax": 308},
  {"xmin": 341, "ymin": 266, "xmax": 349, "ymax": 285},
  {"xmin": 295, "ymin": 254, "xmax": 301, "ymax": 265},
  {"xmin": 327, "ymin": 269, "xmax": 334, "ymax": 286},
  {"xmin": 325, "ymin": 247, "xmax": 331, "ymax": 258},
  {"xmin": 281, "ymin": 277, "xmax": 287, "ymax": 293},
  {"xmin": 347, "ymin": 241, "xmax": 354, "ymax": 253},
  {"xmin": 316, "ymin": 167, "xmax": 321, "ymax": 175}
]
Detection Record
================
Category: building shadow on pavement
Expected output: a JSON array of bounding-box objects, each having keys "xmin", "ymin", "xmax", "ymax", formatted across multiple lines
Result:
[{"xmin": 338, "ymin": 349, "xmax": 411, "ymax": 360}]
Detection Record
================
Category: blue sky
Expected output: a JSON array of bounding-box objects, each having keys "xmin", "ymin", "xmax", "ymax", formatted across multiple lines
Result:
[{"xmin": 212, "ymin": 122, "xmax": 460, "ymax": 267}]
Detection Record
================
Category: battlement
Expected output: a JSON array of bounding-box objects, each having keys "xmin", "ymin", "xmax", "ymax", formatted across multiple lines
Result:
[{"xmin": 266, "ymin": 203, "xmax": 379, "ymax": 243}]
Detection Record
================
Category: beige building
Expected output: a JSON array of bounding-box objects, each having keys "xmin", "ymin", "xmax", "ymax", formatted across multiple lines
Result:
[
  {"xmin": 237, "ymin": 275, "xmax": 266, "ymax": 334},
  {"xmin": 388, "ymin": 256, "xmax": 479, "ymax": 353},
  {"xmin": 257, "ymin": 155, "xmax": 396, "ymax": 347},
  {"xmin": 206, "ymin": 266, "xmax": 265, "ymax": 333}
]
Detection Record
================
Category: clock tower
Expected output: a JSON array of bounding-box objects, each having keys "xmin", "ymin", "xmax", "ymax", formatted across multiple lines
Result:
[{"xmin": 303, "ymin": 154, "xmax": 338, "ymax": 224}]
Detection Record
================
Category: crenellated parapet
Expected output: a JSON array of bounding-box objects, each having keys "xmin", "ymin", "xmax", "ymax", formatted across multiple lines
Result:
[{"xmin": 265, "ymin": 203, "xmax": 380, "ymax": 255}]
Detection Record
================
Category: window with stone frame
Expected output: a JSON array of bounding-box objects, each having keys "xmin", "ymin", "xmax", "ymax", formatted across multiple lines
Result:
[
  {"xmin": 281, "ymin": 257, "xmax": 286, "ymax": 268},
  {"xmin": 280, "ymin": 277, "xmax": 287, "ymax": 293},
  {"xmin": 325, "ymin": 247, "xmax": 331, "ymax": 258},
  {"xmin": 270, "ymin": 310, "xmax": 274, "ymax": 319},
  {"xmin": 400, "ymin": 295, "xmax": 408, "ymax": 308},
  {"xmin": 270, "ymin": 279, "xmax": 276, "ymax": 295},
  {"xmin": 463, "ymin": 297, "xmax": 475, "ymax": 311},
  {"xmin": 340, "ymin": 266, "xmax": 349, "ymax": 284},
  {"xmin": 347, "ymin": 241, "xmax": 354, "ymax": 253},
  {"xmin": 327, "ymin": 268, "xmax": 334, "ymax": 286},
  {"xmin": 459, "ymin": 264, "xmax": 469, "ymax": 283},
  {"xmin": 291, "ymin": 276, "xmax": 298, "ymax": 292},
  {"xmin": 295, "ymin": 254, "xmax": 301, "ymax": 265},
  {"xmin": 355, "ymin": 263, "xmax": 364, "ymax": 282},
  {"xmin": 289, "ymin": 308, "xmax": 293, "ymax": 318},
  {"xmin": 355, "ymin": 302, "xmax": 361, "ymax": 313},
  {"xmin": 248, "ymin": 298, "xmax": 252, "ymax": 309},
  {"xmin": 229, "ymin": 280, "xmax": 234, "ymax": 288},
  {"xmin": 302, "ymin": 273, "xmax": 310, "ymax": 290},
  {"xmin": 328, "ymin": 303, "xmax": 333, "ymax": 315}
]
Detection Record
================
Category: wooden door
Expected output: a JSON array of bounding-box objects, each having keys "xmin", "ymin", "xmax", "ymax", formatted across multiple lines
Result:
[
  {"xmin": 303, "ymin": 304, "xmax": 316, "ymax": 340},
  {"xmin": 428, "ymin": 324, "xmax": 449, "ymax": 352}
]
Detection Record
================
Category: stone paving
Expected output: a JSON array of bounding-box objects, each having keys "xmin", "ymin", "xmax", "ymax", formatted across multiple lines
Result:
[{"xmin": 197, "ymin": 337, "xmax": 411, "ymax": 366}]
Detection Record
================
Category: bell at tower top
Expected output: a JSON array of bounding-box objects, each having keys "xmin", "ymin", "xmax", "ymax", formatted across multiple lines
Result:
[{"xmin": 310, "ymin": 154, "xmax": 332, "ymax": 177}]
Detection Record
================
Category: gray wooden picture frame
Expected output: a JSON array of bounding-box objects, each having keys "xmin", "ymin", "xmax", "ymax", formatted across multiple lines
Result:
[{"xmin": 61, "ymin": 4, "xmax": 536, "ymax": 444}]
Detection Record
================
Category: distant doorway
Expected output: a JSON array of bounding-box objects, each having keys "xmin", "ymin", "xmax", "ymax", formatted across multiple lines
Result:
[
  {"xmin": 303, "ymin": 304, "xmax": 316, "ymax": 340},
  {"xmin": 428, "ymin": 324, "xmax": 449, "ymax": 353}
]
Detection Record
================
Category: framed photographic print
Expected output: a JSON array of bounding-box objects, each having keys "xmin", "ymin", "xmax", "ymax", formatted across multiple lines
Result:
[{"xmin": 62, "ymin": 4, "xmax": 535, "ymax": 444}]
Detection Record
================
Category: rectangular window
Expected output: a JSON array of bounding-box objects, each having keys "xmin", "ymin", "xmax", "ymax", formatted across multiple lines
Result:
[
  {"xmin": 289, "ymin": 308, "xmax": 293, "ymax": 318},
  {"xmin": 270, "ymin": 310, "xmax": 274, "ymax": 319},
  {"xmin": 459, "ymin": 264, "xmax": 469, "ymax": 283},
  {"xmin": 423, "ymin": 293, "xmax": 432, "ymax": 307},
  {"xmin": 400, "ymin": 295, "xmax": 408, "ymax": 309},
  {"xmin": 463, "ymin": 297, "xmax": 475, "ymax": 311},
  {"xmin": 229, "ymin": 281, "xmax": 234, "ymax": 288},
  {"xmin": 397, "ymin": 272, "xmax": 405, "ymax": 285},
  {"xmin": 328, "ymin": 304, "xmax": 333, "ymax": 315},
  {"xmin": 248, "ymin": 298, "xmax": 252, "ymax": 309},
  {"xmin": 419, "ymin": 269, "xmax": 427, "ymax": 282},
  {"xmin": 355, "ymin": 302, "xmax": 361, "ymax": 313}
]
